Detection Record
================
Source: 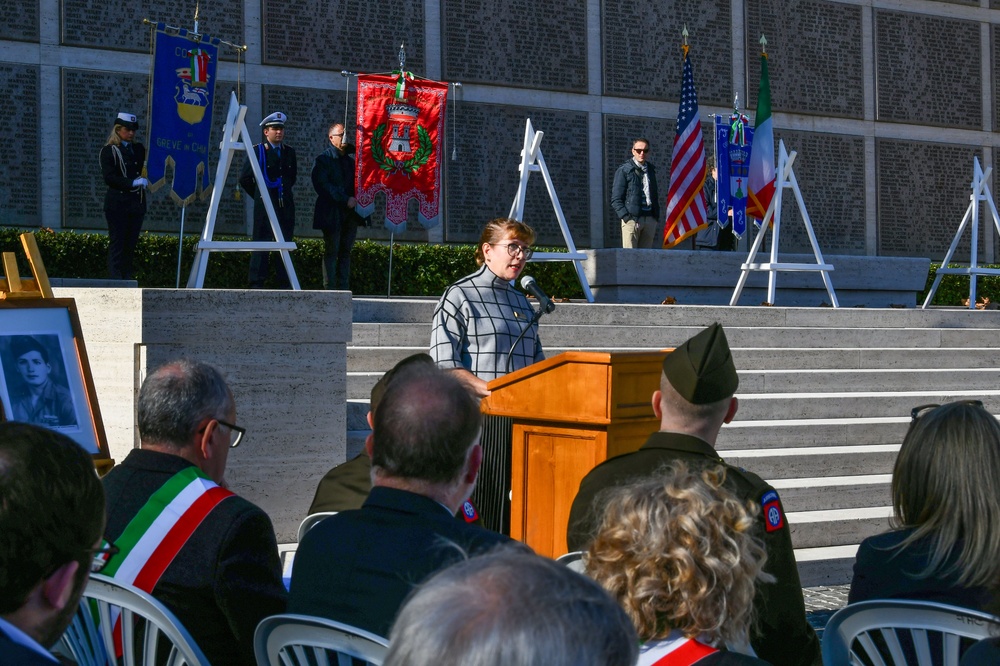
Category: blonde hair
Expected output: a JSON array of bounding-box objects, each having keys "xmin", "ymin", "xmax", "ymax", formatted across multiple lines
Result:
[
  {"xmin": 105, "ymin": 124, "xmax": 127, "ymax": 147},
  {"xmin": 585, "ymin": 463, "xmax": 771, "ymax": 647},
  {"xmin": 892, "ymin": 401, "xmax": 1000, "ymax": 587},
  {"xmin": 474, "ymin": 218, "xmax": 535, "ymax": 266}
]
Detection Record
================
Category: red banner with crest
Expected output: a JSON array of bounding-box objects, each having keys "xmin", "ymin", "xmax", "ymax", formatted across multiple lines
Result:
[{"xmin": 355, "ymin": 74, "xmax": 448, "ymax": 232}]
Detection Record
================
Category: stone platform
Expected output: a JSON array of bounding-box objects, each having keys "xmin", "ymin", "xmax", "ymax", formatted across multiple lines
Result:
[{"xmin": 581, "ymin": 249, "xmax": 931, "ymax": 307}]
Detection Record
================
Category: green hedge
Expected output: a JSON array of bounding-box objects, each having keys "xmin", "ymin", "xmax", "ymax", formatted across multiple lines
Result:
[
  {"xmin": 4, "ymin": 228, "xmax": 994, "ymax": 305},
  {"xmin": 0, "ymin": 228, "xmax": 586, "ymax": 298}
]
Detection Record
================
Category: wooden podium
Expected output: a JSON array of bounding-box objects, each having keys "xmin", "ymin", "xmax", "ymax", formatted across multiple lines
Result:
[{"xmin": 481, "ymin": 350, "xmax": 669, "ymax": 558}]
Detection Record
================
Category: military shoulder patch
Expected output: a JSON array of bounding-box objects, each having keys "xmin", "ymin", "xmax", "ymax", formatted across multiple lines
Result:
[
  {"xmin": 461, "ymin": 499, "xmax": 479, "ymax": 523},
  {"xmin": 760, "ymin": 490, "xmax": 786, "ymax": 533}
]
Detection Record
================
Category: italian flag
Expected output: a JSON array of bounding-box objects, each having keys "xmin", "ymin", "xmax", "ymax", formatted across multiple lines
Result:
[{"xmin": 747, "ymin": 51, "xmax": 775, "ymax": 224}]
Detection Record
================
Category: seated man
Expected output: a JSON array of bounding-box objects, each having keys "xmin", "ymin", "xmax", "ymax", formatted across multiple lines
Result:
[
  {"xmin": 567, "ymin": 323, "xmax": 821, "ymax": 666},
  {"xmin": 290, "ymin": 363, "xmax": 512, "ymax": 637},
  {"xmin": 384, "ymin": 548, "xmax": 638, "ymax": 666},
  {"xmin": 308, "ymin": 352, "xmax": 480, "ymax": 524},
  {"xmin": 0, "ymin": 423, "xmax": 105, "ymax": 666},
  {"xmin": 101, "ymin": 360, "xmax": 286, "ymax": 666}
]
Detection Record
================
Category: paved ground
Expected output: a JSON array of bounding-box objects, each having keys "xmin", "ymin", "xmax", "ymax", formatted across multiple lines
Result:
[{"xmin": 803, "ymin": 584, "xmax": 850, "ymax": 636}]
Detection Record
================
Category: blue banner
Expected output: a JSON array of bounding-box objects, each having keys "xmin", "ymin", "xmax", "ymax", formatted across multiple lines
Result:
[
  {"xmin": 714, "ymin": 114, "xmax": 753, "ymax": 238},
  {"xmin": 147, "ymin": 23, "xmax": 220, "ymax": 206}
]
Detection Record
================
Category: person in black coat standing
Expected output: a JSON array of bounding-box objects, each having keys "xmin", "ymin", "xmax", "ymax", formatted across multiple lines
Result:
[
  {"xmin": 100, "ymin": 112, "xmax": 147, "ymax": 280},
  {"xmin": 240, "ymin": 111, "xmax": 297, "ymax": 288},
  {"xmin": 311, "ymin": 122, "xmax": 361, "ymax": 290}
]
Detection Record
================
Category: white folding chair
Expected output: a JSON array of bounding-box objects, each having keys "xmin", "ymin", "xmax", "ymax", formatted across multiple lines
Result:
[
  {"xmin": 297, "ymin": 511, "xmax": 338, "ymax": 543},
  {"xmin": 254, "ymin": 613, "xmax": 389, "ymax": 666},
  {"xmin": 822, "ymin": 599, "xmax": 1000, "ymax": 666},
  {"xmin": 56, "ymin": 573, "xmax": 209, "ymax": 666},
  {"xmin": 555, "ymin": 550, "xmax": 586, "ymax": 574}
]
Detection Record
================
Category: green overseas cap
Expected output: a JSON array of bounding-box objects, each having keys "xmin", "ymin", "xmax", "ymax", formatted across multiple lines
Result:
[{"xmin": 662, "ymin": 323, "xmax": 739, "ymax": 404}]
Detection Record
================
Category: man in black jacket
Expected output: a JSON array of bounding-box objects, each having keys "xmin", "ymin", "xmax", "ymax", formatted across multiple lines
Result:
[
  {"xmin": 101, "ymin": 360, "xmax": 286, "ymax": 666},
  {"xmin": 290, "ymin": 363, "xmax": 512, "ymax": 638},
  {"xmin": 312, "ymin": 122, "xmax": 361, "ymax": 290},
  {"xmin": 241, "ymin": 111, "xmax": 297, "ymax": 288},
  {"xmin": 611, "ymin": 138, "xmax": 660, "ymax": 248},
  {"xmin": 567, "ymin": 323, "xmax": 821, "ymax": 666}
]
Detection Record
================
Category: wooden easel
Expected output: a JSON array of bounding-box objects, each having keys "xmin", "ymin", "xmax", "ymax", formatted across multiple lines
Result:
[
  {"xmin": 0, "ymin": 233, "xmax": 114, "ymax": 474},
  {"xmin": 1, "ymin": 233, "xmax": 54, "ymax": 299}
]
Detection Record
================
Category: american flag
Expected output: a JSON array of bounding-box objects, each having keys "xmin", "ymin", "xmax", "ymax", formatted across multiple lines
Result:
[{"xmin": 663, "ymin": 48, "xmax": 708, "ymax": 248}]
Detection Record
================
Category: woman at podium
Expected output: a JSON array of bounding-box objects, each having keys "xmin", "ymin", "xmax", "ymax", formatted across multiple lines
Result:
[{"xmin": 429, "ymin": 218, "xmax": 545, "ymax": 398}]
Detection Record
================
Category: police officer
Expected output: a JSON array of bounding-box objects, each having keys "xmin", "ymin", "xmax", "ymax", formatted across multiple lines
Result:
[
  {"xmin": 100, "ymin": 112, "xmax": 147, "ymax": 280},
  {"xmin": 240, "ymin": 111, "xmax": 297, "ymax": 288}
]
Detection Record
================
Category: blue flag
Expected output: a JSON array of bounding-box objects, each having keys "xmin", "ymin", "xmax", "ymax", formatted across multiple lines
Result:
[
  {"xmin": 714, "ymin": 113, "xmax": 753, "ymax": 238},
  {"xmin": 147, "ymin": 23, "xmax": 220, "ymax": 206}
]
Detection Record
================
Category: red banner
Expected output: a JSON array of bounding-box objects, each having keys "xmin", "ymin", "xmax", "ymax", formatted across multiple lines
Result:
[{"xmin": 355, "ymin": 74, "xmax": 448, "ymax": 232}]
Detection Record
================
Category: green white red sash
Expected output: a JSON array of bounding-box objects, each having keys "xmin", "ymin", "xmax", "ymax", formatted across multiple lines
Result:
[{"xmin": 101, "ymin": 466, "xmax": 233, "ymax": 653}]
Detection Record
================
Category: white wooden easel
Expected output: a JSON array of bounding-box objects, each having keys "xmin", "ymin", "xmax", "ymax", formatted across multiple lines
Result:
[
  {"xmin": 186, "ymin": 92, "xmax": 300, "ymax": 289},
  {"xmin": 921, "ymin": 158, "xmax": 1000, "ymax": 309},
  {"xmin": 508, "ymin": 118, "xmax": 594, "ymax": 302},
  {"xmin": 730, "ymin": 140, "xmax": 838, "ymax": 307}
]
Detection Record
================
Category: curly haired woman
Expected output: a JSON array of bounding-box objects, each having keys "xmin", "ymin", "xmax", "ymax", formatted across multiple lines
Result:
[{"xmin": 586, "ymin": 463, "xmax": 774, "ymax": 666}]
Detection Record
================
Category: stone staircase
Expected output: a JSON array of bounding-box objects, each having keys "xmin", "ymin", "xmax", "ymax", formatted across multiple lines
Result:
[{"xmin": 348, "ymin": 298, "xmax": 1000, "ymax": 586}]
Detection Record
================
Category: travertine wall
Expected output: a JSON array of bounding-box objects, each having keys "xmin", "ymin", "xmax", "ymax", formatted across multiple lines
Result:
[{"xmin": 5, "ymin": 0, "xmax": 1000, "ymax": 260}]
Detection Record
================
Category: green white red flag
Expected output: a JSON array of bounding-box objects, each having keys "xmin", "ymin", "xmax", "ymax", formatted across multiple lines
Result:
[{"xmin": 747, "ymin": 50, "xmax": 775, "ymax": 225}]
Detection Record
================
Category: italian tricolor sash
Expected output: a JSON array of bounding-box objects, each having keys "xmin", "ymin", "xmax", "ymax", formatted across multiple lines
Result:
[
  {"xmin": 101, "ymin": 466, "xmax": 233, "ymax": 653},
  {"xmin": 640, "ymin": 636, "xmax": 720, "ymax": 666},
  {"xmin": 104, "ymin": 466, "xmax": 234, "ymax": 589}
]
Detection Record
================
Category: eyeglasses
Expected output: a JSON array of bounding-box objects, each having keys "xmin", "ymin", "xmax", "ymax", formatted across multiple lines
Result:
[
  {"xmin": 89, "ymin": 541, "xmax": 120, "ymax": 573},
  {"xmin": 910, "ymin": 400, "xmax": 984, "ymax": 422},
  {"xmin": 216, "ymin": 419, "xmax": 246, "ymax": 448},
  {"xmin": 633, "ymin": 148, "xmax": 649, "ymax": 154},
  {"xmin": 491, "ymin": 242, "xmax": 533, "ymax": 260}
]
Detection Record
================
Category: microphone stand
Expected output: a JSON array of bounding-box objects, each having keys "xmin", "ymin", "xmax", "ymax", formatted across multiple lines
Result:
[{"xmin": 505, "ymin": 304, "xmax": 547, "ymax": 375}]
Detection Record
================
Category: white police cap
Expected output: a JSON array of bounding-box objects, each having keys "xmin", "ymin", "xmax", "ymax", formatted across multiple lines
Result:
[
  {"xmin": 114, "ymin": 112, "xmax": 138, "ymax": 130},
  {"xmin": 260, "ymin": 112, "xmax": 287, "ymax": 128}
]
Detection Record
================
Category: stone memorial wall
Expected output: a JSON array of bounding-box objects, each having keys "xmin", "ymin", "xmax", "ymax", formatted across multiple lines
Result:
[
  {"xmin": 0, "ymin": 65, "xmax": 40, "ymax": 227},
  {"xmin": 2, "ymin": 0, "xmax": 999, "ymax": 257}
]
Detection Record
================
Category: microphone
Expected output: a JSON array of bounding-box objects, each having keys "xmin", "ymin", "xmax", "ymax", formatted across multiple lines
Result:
[{"xmin": 520, "ymin": 275, "xmax": 556, "ymax": 315}]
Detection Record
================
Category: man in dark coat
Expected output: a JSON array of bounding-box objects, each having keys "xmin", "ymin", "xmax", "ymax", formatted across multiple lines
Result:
[
  {"xmin": 290, "ymin": 363, "xmax": 512, "ymax": 638},
  {"xmin": 240, "ymin": 111, "xmax": 297, "ymax": 288},
  {"xmin": 695, "ymin": 159, "xmax": 735, "ymax": 251},
  {"xmin": 0, "ymin": 423, "xmax": 105, "ymax": 666},
  {"xmin": 101, "ymin": 360, "xmax": 286, "ymax": 666},
  {"xmin": 611, "ymin": 137, "xmax": 660, "ymax": 248},
  {"xmin": 312, "ymin": 122, "xmax": 362, "ymax": 290},
  {"xmin": 567, "ymin": 323, "xmax": 821, "ymax": 666}
]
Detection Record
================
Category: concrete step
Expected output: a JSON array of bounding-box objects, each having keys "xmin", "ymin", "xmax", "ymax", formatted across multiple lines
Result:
[
  {"xmin": 795, "ymin": 544, "xmax": 859, "ymax": 587},
  {"xmin": 353, "ymin": 300, "xmax": 1000, "ymax": 331},
  {"xmin": 715, "ymin": 418, "xmax": 909, "ymax": 449},
  {"xmin": 787, "ymin": 507, "xmax": 893, "ymax": 549},
  {"xmin": 770, "ymin": 475, "xmax": 892, "ymax": 512},
  {"xmin": 721, "ymin": 445, "xmax": 899, "ymax": 480},
  {"xmin": 347, "ymin": 346, "xmax": 1000, "ymax": 373},
  {"xmin": 737, "ymin": 368, "xmax": 1000, "ymax": 393},
  {"xmin": 352, "ymin": 322, "xmax": 1000, "ymax": 350},
  {"xmin": 734, "ymin": 390, "xmax": 1000, "ymax": 421}
]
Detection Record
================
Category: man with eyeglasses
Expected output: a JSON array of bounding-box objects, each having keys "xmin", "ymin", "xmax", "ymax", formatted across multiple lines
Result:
[
  {"xmin": 0, "ymin": 423, "xmax": 105, "ymax": 665},
  {"xmin": 611, "ymin": 138, "xmax": 661, "ymax": 248},
  {"xmin": 312, "ymin": 122, "xmax": 365, "ymax": 290},
  {"xmin": 101, "ymin": 359, "xmax": 286, "ymax": 666}
]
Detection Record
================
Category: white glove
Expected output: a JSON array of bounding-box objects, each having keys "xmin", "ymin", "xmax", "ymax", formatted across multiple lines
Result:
[{"xmin": 132, "ymin": 177, "xmax": 149, "ymax": 188}]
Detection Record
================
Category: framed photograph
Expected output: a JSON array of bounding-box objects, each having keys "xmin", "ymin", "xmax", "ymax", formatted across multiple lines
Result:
[{"xmin": 0, "ymin": 299, "xmax": 109, "ymax": 461}]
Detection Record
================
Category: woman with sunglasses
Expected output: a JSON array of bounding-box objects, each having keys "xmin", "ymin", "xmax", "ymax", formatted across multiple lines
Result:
[
  {"xmin": 848, "ymin": 400, "xmax": 1000, "ymax": 610},
  {"xmin": 429, "ymin": 217, "xmax": 544, "ymax": 399}
]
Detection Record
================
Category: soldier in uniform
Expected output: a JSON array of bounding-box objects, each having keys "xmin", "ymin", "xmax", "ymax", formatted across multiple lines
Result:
[
  {"xmin": 567, "ymin": 323, "xmax": 821, "ymax": 666},
  {"xmin": 241, "ymin": 111, "xmax": 297, "ymax": 289},
  {"xmin": 100, "ymin": 112, "xmax": 148, "ymax": 280}
]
